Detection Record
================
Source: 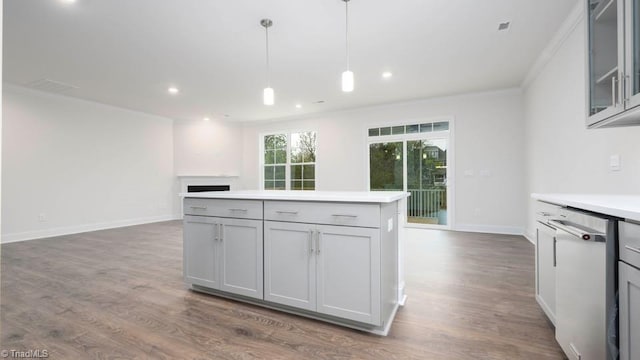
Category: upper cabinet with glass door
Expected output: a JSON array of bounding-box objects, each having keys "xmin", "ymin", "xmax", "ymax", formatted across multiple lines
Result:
[{"xmin": 587, "ymin": 0, "xmax": 640, "ymax": 127}]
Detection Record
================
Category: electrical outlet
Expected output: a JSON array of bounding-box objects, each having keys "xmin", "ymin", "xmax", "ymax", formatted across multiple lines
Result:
[{"xmin": 38, "ymin": 213, "xmax": 47, "ymax": 222}]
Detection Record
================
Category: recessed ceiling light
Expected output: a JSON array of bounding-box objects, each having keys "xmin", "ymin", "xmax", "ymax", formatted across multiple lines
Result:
[
  {"xmin": 295, "ymin": 104, "xmax": 302, "ymax": 109},
  {"xmin": 203, "ymin": 117, "xmax": 210, "ymax": 122},
  {"xmin": 168, "ymin": 87, "xmax": 179, "ymax": 94},
  {"xmin": 382, "ymin": 72, "xmax": 393, "ymax": 79}
]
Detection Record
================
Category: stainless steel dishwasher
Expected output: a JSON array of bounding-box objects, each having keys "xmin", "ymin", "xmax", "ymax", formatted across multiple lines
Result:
[{"xmin": 549, "ymin": 208, "xmax": 618, "ymax": 360}]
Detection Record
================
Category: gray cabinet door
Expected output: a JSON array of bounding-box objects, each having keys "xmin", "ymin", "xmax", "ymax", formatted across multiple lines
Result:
[
  {"xmin": 620, "ymin": 262, "xmax": 640, "ymax": 360},
  {"xmin": 183, "ymin": 216, "xmax": 219, "ymax": 289},
  {"xmin": 536, "ymin": 223, "xmax": 556, "ymax": 324},
  {"xmin": 264, "ymin": 221, "xmax": 316, "ymax": 311},
  {"xmin": 218, "ymin": 218, "xmax": 264, "ymax": 300},
  {"xmin": 316, "ymin": 224, "xmax": 381, "ymax": 325}
]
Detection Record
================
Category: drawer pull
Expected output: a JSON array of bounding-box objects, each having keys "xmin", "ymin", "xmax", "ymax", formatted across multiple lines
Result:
[
  {"xmin": 309, "ymin": 230, "xmax": 314, "ymax": 254},
  {"xmin": 228, "ymin": 208, "xmax": 248, "ymax": 212},
  {"xmin": 190, "ymin": 206, "xmax": 208, "ymax": 210},
  {"xmin": 332, "ymin": 214, "xmax": 358, "ymax": 218},
  {"xmin": 276, "ymin": 211, "xmax": 299, "ymax": 215},
  {"xmin": 625, "ymin": 245, "xmax": 640, "ymax": 255}
]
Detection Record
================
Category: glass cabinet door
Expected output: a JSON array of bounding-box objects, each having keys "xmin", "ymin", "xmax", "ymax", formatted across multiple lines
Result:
[
  {"xmin": 587, "ymin": 0, "xmax": 624, "ymax": 123},
  {"xmin": 626, "ymin": 0, "xmax": 640, "ymax": 109}
]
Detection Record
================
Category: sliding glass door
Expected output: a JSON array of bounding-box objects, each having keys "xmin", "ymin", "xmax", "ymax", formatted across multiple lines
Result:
[
  {"xmin": 406, "ymin": 139, "xmax": 448, "ymax": 226},
  {"xmin": 368, "ymin": 121, "xmax": 451, "ymax": 228}
]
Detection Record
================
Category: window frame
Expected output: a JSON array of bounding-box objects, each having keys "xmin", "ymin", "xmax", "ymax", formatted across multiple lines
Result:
[
  {"xmin": 259, "ymin": 130, "xmax": 318, "ymax": 191},
  {"xmin": 364, "ymin": 116, "xmax": 455, "ymax": 230}
]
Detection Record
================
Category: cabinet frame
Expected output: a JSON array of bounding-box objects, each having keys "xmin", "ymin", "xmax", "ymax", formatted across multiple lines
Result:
[
  {"xmin": 586, "ymin": 0, "xmax": 640, "ymax": 127},
  {"xmin": 184, "ymin": 215, "xmax": 263, "ymax": 300},
  {"xmin": 264, "ymin": 221, "xmax": 382, "ymax": 326},
  {"xmin": 619, "ymin": 261, "xmax": 640, "ymax": 360}
]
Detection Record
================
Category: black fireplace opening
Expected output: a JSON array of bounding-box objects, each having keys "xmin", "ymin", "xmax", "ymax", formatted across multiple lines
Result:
[{"xmin": 187, "ymin": 185, "xmax": 230, "ymax": 192}]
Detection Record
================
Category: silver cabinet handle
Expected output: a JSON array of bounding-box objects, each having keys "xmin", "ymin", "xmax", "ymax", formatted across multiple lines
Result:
[
  {"xmin": 190, "ymin": 206, "xmax": 208, "ymax": 210},
  {"xmin": 228, "ymin": 208, "xmax": 248, "ymax": 212},
  {"xmin": 553, "ymin": 237, "xmax": 557, "ymax": 267},
  {"xmin": 625, "ymin": 245, "xmax": 640, "ymax": 255},
  {"xmin": 219, "ymin": 224, "xmax": 224, "ymax": 241},
  {"xmin": 316, "ymin": 231, "xmax": 321, "ymax": 254},
  {"xmin": 624, "ymin": 73, "xmax": 630, "ymax": 103},
  {"xmin": 276, "ymin": 211, "xmax": 298, "ymax": 215},
  {"xmin": 612, "ymin": 76, "xmax": 617, "ymax": 107},
  {"xmin": 548, "ymin": 219, "xmax": 605, "ymax": 242},
  {"xmin": 331, "ymin": 214, "xmax": 358, "ymax": 218},
  {"xmin": 618, "ymin": 71, "xmax": 624, "ymax": 105},
  {"xmin": 214, "ymin": 223, "xmax": 218, "ymax": 241},
  {"xmin": 309, "ymin": 230, "xmax": 314, "ymax": 254}
]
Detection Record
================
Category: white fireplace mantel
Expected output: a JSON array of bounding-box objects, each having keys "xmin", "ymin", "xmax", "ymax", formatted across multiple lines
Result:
[{"xmin": 177, "ymin": 175, "xmax": 242, "ymax": 217}]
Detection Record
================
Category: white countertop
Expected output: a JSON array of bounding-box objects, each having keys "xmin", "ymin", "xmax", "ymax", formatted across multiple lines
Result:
[
  {"xmin": 532, "ymin": 193, "xmax": 640, "ymax": 222},
  {"xmin": 180, "ymin": 190, "xmax": 410, "ymax": 203}
]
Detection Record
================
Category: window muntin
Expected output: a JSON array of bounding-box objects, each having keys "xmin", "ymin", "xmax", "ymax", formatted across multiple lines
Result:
[{"xmin": 368, "ymin": 121, "xmax": 449, "ymax": 138}]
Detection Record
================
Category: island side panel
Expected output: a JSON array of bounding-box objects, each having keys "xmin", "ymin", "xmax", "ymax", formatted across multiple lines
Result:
[{"xmin": 380, "ymin": 201, "xmax": 400, "ymax": 324}]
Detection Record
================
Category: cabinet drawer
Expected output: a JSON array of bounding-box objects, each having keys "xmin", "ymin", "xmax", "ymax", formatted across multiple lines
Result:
[
  {"xmin": 264, "ymin": 201, "xmax": 380, "ymax": 228},
  {"xmin": 184, "ymin": 198, "xmax": 263, "ymax": 220},
  {"xmin": 621, "ymin": 221, "xmax": 640, "ymax": 268}
]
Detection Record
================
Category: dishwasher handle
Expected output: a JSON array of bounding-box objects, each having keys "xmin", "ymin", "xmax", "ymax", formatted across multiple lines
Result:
[{"xmin": 548, "ymin": 219, "xmax": 605, "ymax": 242}]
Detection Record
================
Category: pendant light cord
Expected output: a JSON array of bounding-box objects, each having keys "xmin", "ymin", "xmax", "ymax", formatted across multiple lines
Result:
[
  {"xmin": 265, "ymin": 26, "xmax": 270, "ymax": 87},
  {"xmin": 345, "ymin": 0, "xmax": 350, "ymax": 71}
]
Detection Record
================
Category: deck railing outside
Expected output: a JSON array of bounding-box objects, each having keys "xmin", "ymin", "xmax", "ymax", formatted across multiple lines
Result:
[{"xmin": 407, "ymin": 188, "xmax": 446, "ymax": 219}]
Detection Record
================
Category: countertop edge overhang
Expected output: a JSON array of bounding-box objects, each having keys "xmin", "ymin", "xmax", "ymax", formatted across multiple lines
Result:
[
  {"xmin": 180, "ymin": 190, "xmax": 410, "ymax": 204},
  {"xmin": 532, "ymin": 193, "xmax": 640, "ymax": 222}
]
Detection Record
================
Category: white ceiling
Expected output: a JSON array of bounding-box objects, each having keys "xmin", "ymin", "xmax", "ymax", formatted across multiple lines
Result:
[{"xmin": 3, "ymin": 0, "xmax": 578, "ymax": 122}]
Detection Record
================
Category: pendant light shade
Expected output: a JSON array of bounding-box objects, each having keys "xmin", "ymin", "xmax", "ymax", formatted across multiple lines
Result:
[
  {"xmin": 263, "ymin": 87, "xmax": 274, "ymax": 106},
  {"xmin": 261, "ymin": 19, "xmax": 274, "ymax": 105},
  {"xmin": 341, "ymin": 70, "xmax": 354, "ymax": 92},
  {"xmin": 341, "ymin": 0, "xmax": 354, "ymax": 92}
]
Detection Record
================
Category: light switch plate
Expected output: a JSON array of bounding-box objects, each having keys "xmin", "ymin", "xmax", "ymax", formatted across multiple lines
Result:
[{"xmin": 610, "ymin": 154, "xmax": 621, "ymax": 171}]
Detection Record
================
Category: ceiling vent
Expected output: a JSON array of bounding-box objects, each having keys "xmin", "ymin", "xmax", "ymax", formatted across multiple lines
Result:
[
  {"xmin": 498, "ymin": 22, "xmax": 511, "ymax": 31},
  {"xmin": 25, "ymin": 78, "xmax": 79, "ymax": 93}
]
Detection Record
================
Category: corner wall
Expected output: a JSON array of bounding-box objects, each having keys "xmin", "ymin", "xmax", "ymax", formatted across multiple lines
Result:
[
  {"xmin": 523, "ymin": 12, "xmax": 640, "ymax": 239},
  {"xmin": 1, "ymin": 85, "xmax": 176, "ymax": 242}
]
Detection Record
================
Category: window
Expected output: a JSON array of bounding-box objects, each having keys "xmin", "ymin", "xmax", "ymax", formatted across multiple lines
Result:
[
  {"xmin": 262, "ymin": 131, "xmax": 316, "ymax": 190},
  {"xmin": 368, "ymin": 120, "xmax": 448, "ymax": 138}
]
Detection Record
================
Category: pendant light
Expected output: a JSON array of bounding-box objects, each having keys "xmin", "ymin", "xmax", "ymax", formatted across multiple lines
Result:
[
  {"xmin": 261, "ymin": 19, "xmax": 275, "ymax": 105},
  {"xmin": 341, "ymin": 0, "xmax": 354, "ymax": 92}
]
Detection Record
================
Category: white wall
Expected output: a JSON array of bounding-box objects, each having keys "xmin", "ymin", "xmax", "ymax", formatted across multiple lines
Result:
[
  {"xmin": 241, "ymin": 89, "xmax": 526, "ymax": 234},
  {"xmin": 1, "ymin": 85, "xmax": 176, "ymax": 242},
  {"xmin": 523, "ymin": 13, "xmax": 640, "ymax": 238},
  {"xmin": 173, "ymin": 119, "xmax": 242, "ymax": 177}
]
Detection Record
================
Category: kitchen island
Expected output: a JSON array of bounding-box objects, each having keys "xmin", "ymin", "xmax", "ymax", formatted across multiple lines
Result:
[{"xmin": 180, "ymin": 190, "xmax": 409, "ymax": 335}]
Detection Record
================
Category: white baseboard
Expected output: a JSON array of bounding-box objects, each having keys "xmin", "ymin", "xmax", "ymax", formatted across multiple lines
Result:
[
  {"xmin": 1, "ymin": 214, "xmax": 181, "ymax": 243},
  {"xmin": 398, "ymin": 281, "xmax": 406, "ymax": 306},
  {"xmin": 523, "ymin": 231, "xmax": 536, "ymax": 245},
  {"xmin": 454, "ymin": 224, "xmax": 524, "ymax": 236}
]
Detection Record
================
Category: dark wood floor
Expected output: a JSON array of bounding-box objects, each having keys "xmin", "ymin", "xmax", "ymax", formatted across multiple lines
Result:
[{"xmin": 1, "ymin": 222, "xmax": 565, "ymax": 359}]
